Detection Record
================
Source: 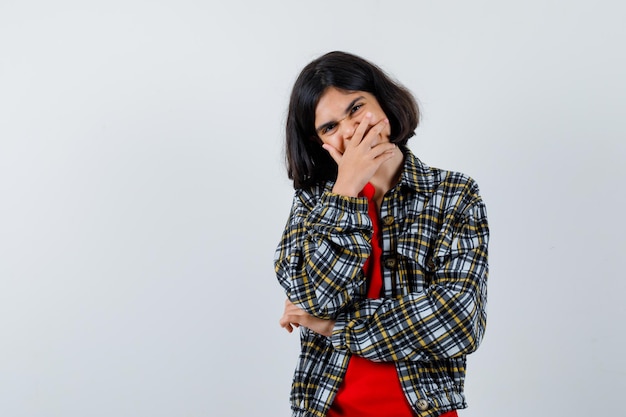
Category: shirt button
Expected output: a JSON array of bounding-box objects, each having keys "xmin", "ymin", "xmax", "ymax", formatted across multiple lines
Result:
[
  {"xmin": 383, "ymin": 257, "xmax": 397, "ymax": 269},
  {"xmin": 416, "ymin": 399, "xmax": 430, "ymax": 411},
  {"xmin": 382, "ymin": 215, "xmax": 394, "ymax": 226},
  {"xmin": 427, "ymin": 259, "xmax": 436, "ymax": 270}
]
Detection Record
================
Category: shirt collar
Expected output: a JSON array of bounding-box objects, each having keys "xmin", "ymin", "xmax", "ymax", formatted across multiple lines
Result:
[{"xmin": 398, "ymin": 148, "xmax": 435, "ymax": 194}]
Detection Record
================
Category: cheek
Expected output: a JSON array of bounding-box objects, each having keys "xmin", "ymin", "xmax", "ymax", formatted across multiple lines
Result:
[{"xmin": 321, "ymin": 135, "xmax": 344, "ymax": 152}]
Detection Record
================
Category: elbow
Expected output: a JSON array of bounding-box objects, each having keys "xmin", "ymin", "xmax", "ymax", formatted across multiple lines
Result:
[
  {"xmin": 438, "ymin": 292, "xmax": 487, "ymax": 359},
  {"xmin": 451, "ymin": 271, "xmax": 488, "ymax": 356},
  {"xmin": 464, "ymin": 318, "xmax": 486, "ymax": 355},
  {"xmin": 452, "ymin": 306, "xmax": 487, "ymax": 357}
]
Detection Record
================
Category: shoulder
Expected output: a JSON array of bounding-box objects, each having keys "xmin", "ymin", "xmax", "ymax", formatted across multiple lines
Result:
[
  {"xmin": 403, "ymin": 150, "xmax": 482, "ymax": 198},
  {"xmin": 432, "ymin": 168, "xmax": 481, "ymax": 199},
  {"xmin": 403, "ymin": 150, "xmax": 485, "ymax": 214}
]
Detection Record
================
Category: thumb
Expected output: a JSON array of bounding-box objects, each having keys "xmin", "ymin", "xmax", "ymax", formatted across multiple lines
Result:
[{"xmin": 322, "ymin": 144, "xmax": 342, "ymax": 164}]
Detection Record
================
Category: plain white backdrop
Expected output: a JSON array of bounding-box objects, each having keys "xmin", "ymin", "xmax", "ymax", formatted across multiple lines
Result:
[{"xmin": 1, "ymin": 1, "xmax": 624, "ymax": 416}]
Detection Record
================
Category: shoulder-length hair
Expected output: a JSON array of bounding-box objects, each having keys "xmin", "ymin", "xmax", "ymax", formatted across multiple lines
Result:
[{"xmin": 285, "ymin": 51, "xmax": 420, "ymax": 189}]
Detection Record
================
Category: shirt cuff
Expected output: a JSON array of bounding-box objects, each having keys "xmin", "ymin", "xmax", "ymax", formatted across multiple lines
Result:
[
  {"xmin": 304, "ymin": 191, "xmax": 371, "ymax": 233},
  {"xmin": 330, "ymin": 313, "xmax": 350, "ymax": 351},
  {"xmin": 320, "ymin": 191, "xmax": 369, "ymax": 214}
]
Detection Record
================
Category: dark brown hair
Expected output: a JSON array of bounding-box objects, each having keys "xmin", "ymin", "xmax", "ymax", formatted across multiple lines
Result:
[{"xmin": 285, "ymin": 51, "xmax": 420, "ymax": 189}]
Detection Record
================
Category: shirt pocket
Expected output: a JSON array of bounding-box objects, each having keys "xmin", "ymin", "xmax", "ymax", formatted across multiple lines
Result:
[{"xmin": 397, "ymin": 220, "xmax": 438, "ymax": 294}]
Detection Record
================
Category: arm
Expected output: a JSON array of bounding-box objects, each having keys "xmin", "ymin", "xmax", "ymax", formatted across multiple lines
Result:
[
  {"xmin": 274, "ymin": 187, "xmax": 373, "ymax": 319},
  {"xmin": 275, "ymin": 115, "xmax": 398, "ymax": 320},
  {"xmin": 330, "ymin": 190, "xmax": 489, "ymax": 362}
]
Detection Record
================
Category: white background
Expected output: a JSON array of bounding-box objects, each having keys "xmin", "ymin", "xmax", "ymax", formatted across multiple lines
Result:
[{"xmin": 1, "ymin": 1, "xmax": 624, "ymax": 416}]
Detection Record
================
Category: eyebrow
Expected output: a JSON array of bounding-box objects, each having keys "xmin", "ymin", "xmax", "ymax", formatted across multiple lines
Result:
[{"xmin": 315, "ymin": 96, "xmax": 365, "ymax": 134}]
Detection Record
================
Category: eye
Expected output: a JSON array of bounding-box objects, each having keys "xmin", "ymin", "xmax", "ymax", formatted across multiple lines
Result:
[
  {"xmin": 349, "ymin": 103, "xmax": 364, "ymax": 115},
  {"xmin": 321, "ymin": 123, "xmax": 337, "ymax": 135}
]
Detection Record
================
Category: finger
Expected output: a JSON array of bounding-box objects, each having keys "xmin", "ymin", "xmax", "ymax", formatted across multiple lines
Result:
[
  {"xmin": 362, "ymin": 118, "xmax": 389, "ymax": 147},
  {"xmin": 279, "ymin": 310, "xmax": 297, "ymax": 327},
  {"xmin": 322, "ymin": 144, "xmax": 343, "ymax": 164},
  {"xmin": 371, "ymin": 143, "xmax": 397, "ymax": 159},
  {"xmin": 349, "ymin": 112, "xmax": 373, "ymax": 146},
  {"xmin": 280, "ymin": 315, "xmax": 298, "ymax": 333},
  {"xmin": 280, "ymin": 311, "xmax": 300, "ymax": 325}
]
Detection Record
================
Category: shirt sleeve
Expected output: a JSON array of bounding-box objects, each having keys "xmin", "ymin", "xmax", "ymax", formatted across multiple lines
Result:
[
  {"xmin": 274, "ymin": 187, "xmax": 374, "ymax": 319},
  {"xmin": 330, "ymin": 188, "xmax": 489, "ymax": 362}
]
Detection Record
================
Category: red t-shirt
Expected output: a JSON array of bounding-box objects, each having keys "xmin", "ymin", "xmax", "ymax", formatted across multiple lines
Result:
[{"xmin": 327, "ymin": 183, "xmax": 457, "ymax": 417}]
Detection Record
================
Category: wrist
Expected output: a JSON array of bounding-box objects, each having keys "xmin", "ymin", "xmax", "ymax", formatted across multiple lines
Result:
[
  {"xmin": 332, "ymin": 181, "xmax": 361, "ymax": 197},
  {"xmin": 323, "ymin": 320, "xmax": 336, "ymax": 337}
]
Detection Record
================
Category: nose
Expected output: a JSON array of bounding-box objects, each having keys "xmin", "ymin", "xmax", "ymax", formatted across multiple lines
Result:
[{"xmin": 339, "ymin": 119, "xmax": 357, "ymax": 140}]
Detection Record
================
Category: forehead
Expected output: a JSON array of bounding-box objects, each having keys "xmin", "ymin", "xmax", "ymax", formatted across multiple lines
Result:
[{"xmin": 315, "ymin": 88, "xmax": 374, "ymax": 122}]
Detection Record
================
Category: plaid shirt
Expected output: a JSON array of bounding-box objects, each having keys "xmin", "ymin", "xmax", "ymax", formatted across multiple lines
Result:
[{"xmin": 275, "ymin": 150, "xmax": 489, "ymax": 417}]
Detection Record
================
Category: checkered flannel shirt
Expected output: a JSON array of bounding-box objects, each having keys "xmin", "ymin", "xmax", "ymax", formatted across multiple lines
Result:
[{"xmin": 275, "ymin": 149, "xmax": 489, "ymax": 417}]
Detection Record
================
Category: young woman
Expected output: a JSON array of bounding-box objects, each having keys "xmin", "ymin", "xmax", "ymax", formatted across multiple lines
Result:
[{"xmin": 275, "ymin": 51, "xmax": 489, "ymax": 417}]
